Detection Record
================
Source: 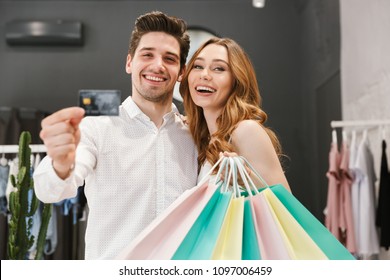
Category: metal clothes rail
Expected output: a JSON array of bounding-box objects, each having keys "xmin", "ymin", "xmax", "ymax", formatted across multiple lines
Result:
[
  {"xmin": 330, "ymin": 119, "xmax": 390, "ymax": 128},
  {"xmin": 0, "ymin": 144, "xmax": 47, "ymax": 154}
]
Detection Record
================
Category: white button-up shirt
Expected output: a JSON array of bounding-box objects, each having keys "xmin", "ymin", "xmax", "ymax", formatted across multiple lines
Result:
[{"xmin": 33, "ymin": 96, "xmax": 198, "ymax": 259}]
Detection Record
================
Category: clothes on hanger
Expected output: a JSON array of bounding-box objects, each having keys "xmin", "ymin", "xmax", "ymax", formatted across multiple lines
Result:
[
  {"xmin": 376, "ymin": 140, "xmax": 390, "ymax": 249},
  {"xmin": 325, "ymin": 141, "xmax": 342, "ymax": 240},
  {"xmin": 325, "ymin": 133, "xmax": 357, "ymax": 253},
  {"xmin": 0, "ymin": 160, "xmax": 10, "ymax": 215},
  {"xmin": 338, "ymin": 139, "xmax": 357, "ymax": 253},
  {"xmin": 351, "ymin": 132, "xmax": 380, "ymax": 257},
  {"xmin": 0, "ymin": 144, "xmax": 88, "ymax": 260},
  {"xmin": 326, "ymin": 124, "xmax": 386, "ymax": 259},
  {"xmin": 0, "ymin": 107, "xmax": 51, "ymax": 260},
  {"xmin": 349, "ymin": 130, "xmax": 361, "ymax": 254}
]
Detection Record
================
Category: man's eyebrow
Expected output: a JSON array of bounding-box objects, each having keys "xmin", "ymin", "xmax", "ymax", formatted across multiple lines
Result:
[
  {"xmin": 139, "ymin": 47, "xmax": 155, "ymax": 51},
  {"xmin": 166, "ymin": 52, "xmax": 180, "ymax": 60},
  {"xmin": 139, "ymin": 47, "xmax": 180, "ymax": 59}
]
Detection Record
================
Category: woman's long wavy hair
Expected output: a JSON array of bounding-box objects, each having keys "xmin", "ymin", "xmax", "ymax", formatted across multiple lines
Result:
[{"xmin": 180, "ymin": 37, "xmax": 282, "ymax": 171}]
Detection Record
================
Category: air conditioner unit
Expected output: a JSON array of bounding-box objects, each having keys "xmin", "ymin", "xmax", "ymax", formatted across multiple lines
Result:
[{"xmin": 5, "ymin": 20, "xmax": 84, "ymax": 46}]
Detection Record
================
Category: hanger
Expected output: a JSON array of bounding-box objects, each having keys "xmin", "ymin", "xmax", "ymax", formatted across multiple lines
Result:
[
  {"xmin": 342, "ymin": 129, "xmax": 348, "ymax": 143},
  {"xmin": 362, "ymin": 129, "xmax": 368, "ymax": 142},
  {"xmin": 351, "ymin": 130, "xmax": 356, "ymax": 145},
  {"xmin": 0, "ymin": 148, "xmax": 7, "ymax": 166},
  {"xmin": 332, "ymin": 129, "xmax": 337, "ymax": 145}
]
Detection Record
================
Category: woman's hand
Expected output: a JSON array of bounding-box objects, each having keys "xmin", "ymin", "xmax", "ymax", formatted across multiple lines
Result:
[
  {"xmin": 218, "ymin": 151, "xmax": 253, "ymax": 187},
  {"xmin": 219, "ymin": 151, "xmax": 239, "ymax": 158}
]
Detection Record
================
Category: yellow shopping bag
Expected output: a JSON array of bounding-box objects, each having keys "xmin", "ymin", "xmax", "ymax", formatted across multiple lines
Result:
[
  {"xmin": 263, "ymin": 188, "xmax": 328, "ymax": 259},
  {"xmin": 212, "ymin": 196, "xmax": 244, "ymax": 259}
]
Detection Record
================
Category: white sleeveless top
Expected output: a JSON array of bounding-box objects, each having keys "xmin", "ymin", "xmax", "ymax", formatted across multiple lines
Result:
[
  {"xmin": 197, "ymin": 161, "xmax": 213, "ymax": 184},
  {"xmin": 197, "ymin": 135, "xmax": 234, "ymax": 184}
]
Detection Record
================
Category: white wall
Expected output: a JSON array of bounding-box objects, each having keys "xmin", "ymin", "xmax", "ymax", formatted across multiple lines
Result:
[{"xmin": 340, "ymin": 0, "xmax": 390, "ymax": 259}]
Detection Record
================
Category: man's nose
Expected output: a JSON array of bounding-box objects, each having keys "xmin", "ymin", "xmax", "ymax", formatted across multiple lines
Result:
[{"xmin": 152, "ymin": 57, "xmax": 165, "ymax": 72}]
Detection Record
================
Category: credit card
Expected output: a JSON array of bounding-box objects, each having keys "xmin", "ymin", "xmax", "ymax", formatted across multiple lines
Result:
[{"xmin": 78, "ymin": 90, "xmax": 121, "ymax": 116}]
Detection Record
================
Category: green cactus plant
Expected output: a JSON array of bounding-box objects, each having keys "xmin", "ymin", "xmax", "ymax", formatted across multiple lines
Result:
[
  {"xmin": 7, "ymin": 131, "xmax": 52, "ymax": 260},
  {"xmin": 34, "ymin": 203, "xmax": 52, "ymax": 260}
]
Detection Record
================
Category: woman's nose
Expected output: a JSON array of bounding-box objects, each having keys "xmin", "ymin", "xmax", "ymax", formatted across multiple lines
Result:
[{"xmin": 200, "ymin": 68, "xmax": 211, "ymax": 80}]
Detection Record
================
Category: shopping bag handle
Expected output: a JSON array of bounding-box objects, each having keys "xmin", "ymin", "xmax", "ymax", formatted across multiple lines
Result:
[
  {"xmin": 239, "ymin": 156, "xmax": 269, "ymax": 188},
  {"xmin": 197, "ymin": 156, "xmax": 226, "ymax": 187},
  {"xmin": 232, "ymin": 156, "xmax": 269, "ymax": 196},
  {"xmin": 196, "ymin": 155, "xmax": 269, "ymax": 197},
  {"xmin": 219, "ymin": 157, "xmax": 241, "ymax": 198}
]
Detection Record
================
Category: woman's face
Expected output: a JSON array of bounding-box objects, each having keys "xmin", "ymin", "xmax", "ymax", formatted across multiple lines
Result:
[{"xmin": 188, "ymin": 44, "xmax": 234, "ymax": 113}]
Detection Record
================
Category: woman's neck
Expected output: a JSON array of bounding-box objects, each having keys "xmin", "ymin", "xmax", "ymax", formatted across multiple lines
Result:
[{"xmin": 203, "ymin": 109, "xmax": 222, "ymax": 136}]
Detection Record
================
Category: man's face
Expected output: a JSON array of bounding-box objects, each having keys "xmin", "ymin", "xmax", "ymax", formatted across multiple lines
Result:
[{"xmin": 126, "ymin": 32, "xmax": 183, "ymax": 103}]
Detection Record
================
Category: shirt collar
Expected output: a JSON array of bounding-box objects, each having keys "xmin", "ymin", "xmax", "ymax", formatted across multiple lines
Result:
[{"xmin": 122, "ymin": 96, "xmax": 179, "ymax": 120}]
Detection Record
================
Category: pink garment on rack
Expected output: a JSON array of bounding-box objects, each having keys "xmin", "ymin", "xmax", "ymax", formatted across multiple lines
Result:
[
  {"xmin": 325, "ymin": 142, "xmax": 341, "ymax": 240},
  {"xmin": 339, "ymin": 141, "xmax": 357, "ymax": 253}
]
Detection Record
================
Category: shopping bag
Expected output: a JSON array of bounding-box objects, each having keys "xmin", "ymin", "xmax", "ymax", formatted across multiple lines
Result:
[
  {"xmin": 172, "ymin": 157, "xmax": 235, "ymax": 260},
  {"xmin": 262, "ymin": 187, "xmax": 328, "ymax": 259},
  {"xmin": 116, "ymin": 158, "xmax": 224, "ymax": 259},
  {"xmin": 238, "ymin": 156, "xmax": 355, "ymax": 260},
  {"xmin": 172, "ymin": 190, "xmax": 232, "ymax": 259},
  {"xmin": 242, "ymin": 199, "xmax": 261, "ymax": 259},
  {"xmin": 211, "ymin": 196, "xmax": 244, "ymax": 260},
  {"xmin": 211, "ymin": 158, "xmax": 245, "ymax": 260},
  {"xmin": 249, "ymin": 190, "xmax": 292, "ymax": 259},
  {"xmin": 270, "ymin": 184, "xmax": 355, "ymax": 260}
]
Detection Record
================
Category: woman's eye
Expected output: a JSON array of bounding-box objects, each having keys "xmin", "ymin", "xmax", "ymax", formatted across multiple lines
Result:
[
  {"xmin": 193, "ymin": 64, "xmax": 203, "ymax": 69},
  {"xmin": 214, "ymin": 66, "xmax": 225, "ymax": 71}
]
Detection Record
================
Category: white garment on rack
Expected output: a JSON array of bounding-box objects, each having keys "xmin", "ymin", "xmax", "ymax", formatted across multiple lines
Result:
[
  {"xmin": 349, "ymin": 131, "xmax": 360, "ymax": 252},
  {"xmin": 351, "ymin": 135, "xmax": 380, "ymax": 257}
]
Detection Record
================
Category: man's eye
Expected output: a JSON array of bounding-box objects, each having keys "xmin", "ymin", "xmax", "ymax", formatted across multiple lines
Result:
[{"xmin": 165, "ymin": 57, "xmax": 177, "ymax": 63}]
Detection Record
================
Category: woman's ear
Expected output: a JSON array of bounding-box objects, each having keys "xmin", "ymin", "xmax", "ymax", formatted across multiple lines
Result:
[{"xmin": 125, "ymin": 54, "xmax": 132, "ymax": 74}]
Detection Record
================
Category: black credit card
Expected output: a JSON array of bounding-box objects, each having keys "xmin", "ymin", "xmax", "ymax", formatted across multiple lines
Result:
[{"xmin": 78, "ymin": 90, "xmax": 121, "ymax": 116}]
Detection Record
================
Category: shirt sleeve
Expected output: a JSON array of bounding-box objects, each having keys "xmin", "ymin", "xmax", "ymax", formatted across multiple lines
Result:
[
  {"xmin": 33, "ymin": 118, "xmax": 98, "ymax": 203},
  {"xmin": 33, "ymin": 155, "xmax": 81, "ymax": 203}
]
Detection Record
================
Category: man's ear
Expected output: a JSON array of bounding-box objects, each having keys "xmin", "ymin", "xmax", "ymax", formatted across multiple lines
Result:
[
  {"xmin": 125, "ymin": 54, "xmax": 132, "ymax": 74},
  {"xmin": 177, "ymin": 65, "xmax": 186, "ymax": 82}
]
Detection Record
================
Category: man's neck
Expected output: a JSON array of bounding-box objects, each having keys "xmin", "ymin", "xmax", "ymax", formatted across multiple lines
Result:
[{"xmin": 132, "ymin": 95, "xmax": 172, "ymax": 128}]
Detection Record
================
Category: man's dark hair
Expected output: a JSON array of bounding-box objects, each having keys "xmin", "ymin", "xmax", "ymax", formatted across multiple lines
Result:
[{"xmin": 129, "ymin": 11, "xmax": 190, "ymax": 70}]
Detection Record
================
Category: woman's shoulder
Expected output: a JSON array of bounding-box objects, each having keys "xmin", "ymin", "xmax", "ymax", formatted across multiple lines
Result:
[
  {"xmin": 233, "ymin": 119, "xmax": 266, "ymax": 136},
  {"xmin": 230, "ymin": 119, "xmax": 271, "ymax": 145}
]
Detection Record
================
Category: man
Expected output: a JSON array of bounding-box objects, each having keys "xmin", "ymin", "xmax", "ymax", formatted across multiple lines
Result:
[{"xmin": 33, "ymin": 11, "xmax": 198, "ymax": 260}]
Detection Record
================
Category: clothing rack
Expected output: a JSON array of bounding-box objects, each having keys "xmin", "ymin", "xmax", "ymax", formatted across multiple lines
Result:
[
  {"xmin": 330, "ymin": 119, "xmax": 390, "ymax": 128},
  {"xmin": 0, "ymin": 144, "xmax": 47, "ymax": 154}
]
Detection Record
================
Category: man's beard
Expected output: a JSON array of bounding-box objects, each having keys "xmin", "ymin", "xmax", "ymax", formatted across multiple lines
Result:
[{"xmin": 134, "ymin": 84, "xmax": 171, "ymax": 103}]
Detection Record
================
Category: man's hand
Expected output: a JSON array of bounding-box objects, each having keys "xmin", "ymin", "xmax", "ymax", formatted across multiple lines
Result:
[{"xmin": 40, "ymin": 107, "xmax": 85, "ymax": 179}]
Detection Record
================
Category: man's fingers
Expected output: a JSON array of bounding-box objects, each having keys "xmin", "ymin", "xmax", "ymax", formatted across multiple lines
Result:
[
  {"xmin": 40, "ymin": 121, "xmax": 76, "ymax": 139},
  {"xmin": 42, "ymin": 133, "xmax": 77, "ymax": 148},
  {"xmin": 41, "ymin": 107, "xmax": 85, "ymax": 127},
  {"xmin": 46, "ymin": 144, "xmax": 77, "ymax": 162}
]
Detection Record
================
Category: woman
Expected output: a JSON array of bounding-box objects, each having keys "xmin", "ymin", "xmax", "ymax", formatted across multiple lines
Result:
[{"xmin": 180, "ymin": 37, "xmax": 291, "ymax": 191}]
